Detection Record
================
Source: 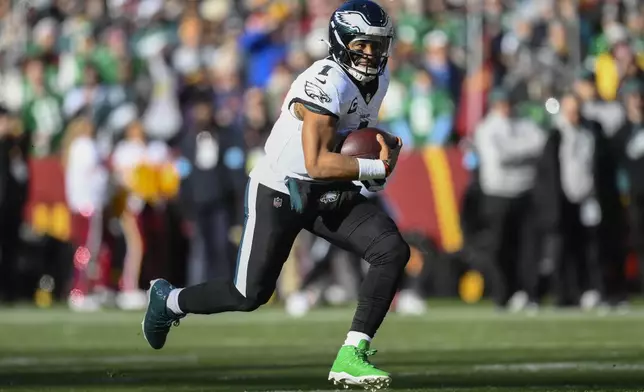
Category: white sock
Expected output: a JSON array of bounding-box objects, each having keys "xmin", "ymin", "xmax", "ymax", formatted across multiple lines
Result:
[
  {"xmin": 344, "ymin": 331, "xmax": 371, "ymax": 347},
  {"xmin": 166, "ymin": 288, "xmax": 184, "ymax": 315}
]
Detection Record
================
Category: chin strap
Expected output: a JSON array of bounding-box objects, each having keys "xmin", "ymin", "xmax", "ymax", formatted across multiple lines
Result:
[
  {"xmin": 349, "ymin": 70, "xmax": 376, "ymax": 83},
  {"xmin": 328, "ymin": 48, "xmax": 378, "ymax": 83}
]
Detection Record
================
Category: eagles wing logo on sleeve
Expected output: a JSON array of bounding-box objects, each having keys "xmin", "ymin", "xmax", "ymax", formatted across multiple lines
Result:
[{"xmin": 305, "ymin": 81, "xmax": 332, "ymax": 104}]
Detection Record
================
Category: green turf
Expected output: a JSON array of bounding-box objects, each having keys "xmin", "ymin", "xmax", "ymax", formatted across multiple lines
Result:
[{"xmin": 1, "ymin": 302, "xmax": 644, "ymax": 391}]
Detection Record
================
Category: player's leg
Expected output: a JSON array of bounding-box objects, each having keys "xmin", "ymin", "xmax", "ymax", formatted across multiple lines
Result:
[
  {"xmin": 196, "ymin": 204, "xmax": 232, "ymax": 282},
  {"xmin": 142, "ymin": 178, "xmax": 302, "ymax": 349},
  {"xmin": 309, "ymin": 196, "xmax": 410, "ymax": 388}
]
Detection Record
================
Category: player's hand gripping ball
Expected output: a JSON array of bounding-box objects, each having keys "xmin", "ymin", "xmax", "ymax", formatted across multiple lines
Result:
[{"xmin": 340, "ymin": 127, "xmax": 399, "ymax": 159}]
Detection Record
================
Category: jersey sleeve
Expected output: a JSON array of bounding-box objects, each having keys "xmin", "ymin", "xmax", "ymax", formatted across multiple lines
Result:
[{"xmin": 288, "ymin": 64, "xmax": 349, "ymax": 120}]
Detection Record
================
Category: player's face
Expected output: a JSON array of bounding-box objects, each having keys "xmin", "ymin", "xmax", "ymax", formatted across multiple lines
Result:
[{"xmin": 348, "ymin": 39, "xmax": 385, "ymax": 69}]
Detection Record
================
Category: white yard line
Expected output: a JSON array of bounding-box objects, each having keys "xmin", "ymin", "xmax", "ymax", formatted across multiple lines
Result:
[
  {"xmin": 473, "ymin": 362, "xmax": 644, "ymax": 372},
  {"xmin": 0, "ymin": 354, "xmax": 199, "ymax": 367},
  {"xmin": 384, "ymin": 341, "xmax": 644, "ymax": 351},
  {"xmin": 395, "ymin": 361, "xmax": 644, "ymax": 377}
]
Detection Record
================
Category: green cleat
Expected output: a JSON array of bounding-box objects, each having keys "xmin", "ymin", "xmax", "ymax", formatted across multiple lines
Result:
[
  {"xmin": 328, "ymin": 340, "xmax": 391, "ymax": 390},
  {"xmin": 141, "ymin": 279, "xmax": 184, "ymax": 350}
]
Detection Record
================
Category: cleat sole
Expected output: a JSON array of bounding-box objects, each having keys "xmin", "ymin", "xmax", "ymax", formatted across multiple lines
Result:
[{"xmin": 328, "ymin": 372, "xmax": 391, "ymax": 390}]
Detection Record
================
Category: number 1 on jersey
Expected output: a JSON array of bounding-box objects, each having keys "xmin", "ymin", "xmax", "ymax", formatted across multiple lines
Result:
[{"xmin": 318, "ymin": 65, "xmax": 333, "ymax": 77}]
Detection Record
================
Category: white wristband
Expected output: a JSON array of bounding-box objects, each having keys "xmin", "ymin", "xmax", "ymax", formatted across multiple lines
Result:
[{"xmin": 357, "ymin": 158, "xmax": 387, "ymax": 180}]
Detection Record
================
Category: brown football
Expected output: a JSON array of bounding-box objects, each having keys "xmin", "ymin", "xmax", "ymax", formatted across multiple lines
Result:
[{"xmin": 339, "ymin": 128, "xmax": 398, "ymax": 159}]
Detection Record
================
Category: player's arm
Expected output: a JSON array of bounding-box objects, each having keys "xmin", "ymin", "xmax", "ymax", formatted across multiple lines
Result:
[
  {"xmin": 299, "ymin": 102, "xmax": 359, "ymax": 180},
  {"xmin": 298, "ymin": 103, "xmax": 391, "ymax": 181}
]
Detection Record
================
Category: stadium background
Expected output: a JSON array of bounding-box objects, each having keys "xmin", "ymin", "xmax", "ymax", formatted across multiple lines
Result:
[
  {"xmin": 3, "ymin": 1, "xmax": 644, "ymax": 392},
  {"xmin": 0, "ymin": 0, "xmax": 642, "ymax": 309}
]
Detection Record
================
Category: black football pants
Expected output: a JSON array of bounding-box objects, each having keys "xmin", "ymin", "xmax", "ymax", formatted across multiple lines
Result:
[{"xmin": 178, "ymin": 177, "xmax": 410, "ymax": 337}]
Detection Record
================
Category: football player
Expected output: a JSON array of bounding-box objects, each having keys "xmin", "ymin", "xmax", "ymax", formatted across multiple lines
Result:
[{"xmin": 142, "ymin": 1, "xmax": 408, "ymax": 388}]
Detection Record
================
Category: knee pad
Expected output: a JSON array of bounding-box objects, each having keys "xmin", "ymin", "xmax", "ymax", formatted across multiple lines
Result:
[{"xmin": 365, "ymin": 233, "xmax": 411, "ymax": 268}]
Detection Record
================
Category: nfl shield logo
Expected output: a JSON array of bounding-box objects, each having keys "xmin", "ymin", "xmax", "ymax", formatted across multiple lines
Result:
[
  {"xmin": 273, "ymin": 197, "xmax": 283, "ymax": 208},
  {"xmin": 320, "ymin": 191, "xmax": 339, "ymax": 204}
]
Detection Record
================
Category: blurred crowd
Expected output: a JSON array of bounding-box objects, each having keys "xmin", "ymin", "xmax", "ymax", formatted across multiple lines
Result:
[{"xmin": 0, "ymin": 0, "xmax": 642, "ymax": 314}]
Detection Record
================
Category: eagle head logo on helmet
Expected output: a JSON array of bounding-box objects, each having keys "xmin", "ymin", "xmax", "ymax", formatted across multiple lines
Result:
[{"xmin": 328, "ymin": 0, "xmax": 394, "ymax": 83}]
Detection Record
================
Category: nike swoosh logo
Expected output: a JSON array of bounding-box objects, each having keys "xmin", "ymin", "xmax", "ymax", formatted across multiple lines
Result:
[{"xmin": 315, "ymin": 78, "xmax": 327, "ymax": 84}]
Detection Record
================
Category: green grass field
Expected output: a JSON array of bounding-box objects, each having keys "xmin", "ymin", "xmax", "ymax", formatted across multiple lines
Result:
[{"xmin": 1, "ymin": 302, "xmax": 644, "ymax": 392}]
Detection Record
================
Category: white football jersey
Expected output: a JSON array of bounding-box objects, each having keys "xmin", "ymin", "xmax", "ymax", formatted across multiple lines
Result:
[{"xmin": 250, "ymin": 58, "xmax": 390, "ymax": 194}]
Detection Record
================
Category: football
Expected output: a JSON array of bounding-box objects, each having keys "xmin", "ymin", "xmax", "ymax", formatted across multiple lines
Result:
[{"xmin": 339, "ymin": 127, "xmax": 399, "ymax": 159}]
